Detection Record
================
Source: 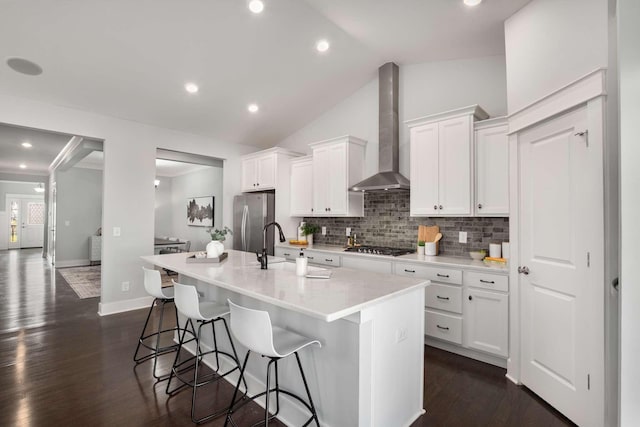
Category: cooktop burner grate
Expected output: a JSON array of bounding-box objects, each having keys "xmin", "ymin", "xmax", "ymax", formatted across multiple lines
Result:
[{"xmin": 344, "ymin": 246, "xmax": 415, "ymax": 257}]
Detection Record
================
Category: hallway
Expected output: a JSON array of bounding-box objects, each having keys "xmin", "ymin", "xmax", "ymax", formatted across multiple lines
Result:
[{"xmin": 0, "ymin": 249, "xmax": 573, "ymax": 426}]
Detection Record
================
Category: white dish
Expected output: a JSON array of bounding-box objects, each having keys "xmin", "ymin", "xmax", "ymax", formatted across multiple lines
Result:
[{"xmin": 469, "ymin": 251, "xmax": 486, "ymax": 261}]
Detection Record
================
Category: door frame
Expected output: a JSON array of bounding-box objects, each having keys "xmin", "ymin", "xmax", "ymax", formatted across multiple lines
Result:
[
  {"xmin": 5, "ymin": 193, "xmax": 45, "ymax": 249},
  {"xmin": 506, "ymin": 68, "xmax": 611, "ymax": 425}
]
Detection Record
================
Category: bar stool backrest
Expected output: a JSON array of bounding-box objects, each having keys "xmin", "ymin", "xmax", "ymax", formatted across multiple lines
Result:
[
  {"xmin": 172, "ymin": 281, "xmax": 205, "ymax": 321},
  {"xmin": 228, "ymin": 300, "xmax": 278, "ymax": 358},
  {"xmin": 142, "ymin": 267, "xmax": 168, "ymax": 299}
]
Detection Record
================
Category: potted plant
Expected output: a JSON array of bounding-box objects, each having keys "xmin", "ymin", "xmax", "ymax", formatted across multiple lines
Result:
[
  {"xmin": 301, "ymin": 223, "xmax": 320, "ymax": 246},
  {"xmin": 206, "ymin": 226, "xmax": 232, "ymax": 258},
  {"xmin": 417, "ymin": 240, "xmax": 425, "ymax": 256}
]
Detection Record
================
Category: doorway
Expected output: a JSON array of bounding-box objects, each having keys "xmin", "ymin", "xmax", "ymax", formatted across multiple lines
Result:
[{"xmin": 7, "ymin": 195, "xmax": 45, "ymax": 249}]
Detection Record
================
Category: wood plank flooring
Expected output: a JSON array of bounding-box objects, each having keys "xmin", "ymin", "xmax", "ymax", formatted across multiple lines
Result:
[{"xmin": 0, "ymin": 248, "xmax": 575, "ymax": 426}]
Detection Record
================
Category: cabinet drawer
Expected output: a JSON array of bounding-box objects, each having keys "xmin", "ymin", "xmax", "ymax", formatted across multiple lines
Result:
[
  {"xmin": 342, "ymin": 256, "xmax": 392, "ymax": 274},
  {"xmin": 425, "ymin": 310, "xmax": 462, "ymax": 345},
  {"xmin": 305, "ymin": 251, "xmax": 341, "ymax": 267},
  {"xmin": 395, "ymin": 263, "xmax": 462, "ymax": 285},
  {"xmin": 274, "ymin": 247, "xmax": 296, "ymax": 261},
  {"xmin": 464, "ymin": 271, "xmax": 508, "ymax": 292},
  {"xmin": 425, "ymin": 283, "xmax": 462, "ymax": 314}
]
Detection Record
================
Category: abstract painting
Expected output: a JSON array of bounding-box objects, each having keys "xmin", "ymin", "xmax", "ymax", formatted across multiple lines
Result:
[{"xmin": 186, "ymin": 197, "xmax": 214, "ymax": 227}]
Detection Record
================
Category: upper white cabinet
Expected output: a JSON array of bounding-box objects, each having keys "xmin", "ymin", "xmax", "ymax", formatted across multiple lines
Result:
[
  {"xmin": 310, "ymin": 136, "xmax": 366, "ymax": 217},
  {"xmin": 290, "ymin": 156, "xmax": 314, "ymax": 216},
  {"xmin": 241, "ymin": 148, "xmax": 299, "ymax": 192},
  {"xmin": 407, "ymin": 105, "xmax": 488, "ymax": 216},
  {"xmin": 474, "ymin": 118, "xmax": 509, "ymax": 216}
]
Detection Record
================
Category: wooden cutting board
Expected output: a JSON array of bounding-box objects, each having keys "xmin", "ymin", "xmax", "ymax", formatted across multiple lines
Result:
[{"xmin": 418, "ymin": 225, "xmax": 439, "ymax": 243}]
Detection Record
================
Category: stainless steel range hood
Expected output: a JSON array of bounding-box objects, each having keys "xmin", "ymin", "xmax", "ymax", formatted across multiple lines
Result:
[{"xmin": 350, "ymin": 62, "xmax": 410, "ymax": 192}]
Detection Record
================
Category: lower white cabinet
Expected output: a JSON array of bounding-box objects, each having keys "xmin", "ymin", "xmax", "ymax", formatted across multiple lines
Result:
[
  {"xmin": 425, "ymin": 310, "xmax": 463, "ymax": 345},
  {"xmin": 342, "ymin": 256, "xmax": 392, "ymax": 274},
  {"xmin": 463, "ymin": 287, "xmax": 509, "ymax": 357},
  {"xmin": 303, "ymin": 249, "xmax": 341, "ymax": 267},
  {"xmin": 274, "ymin": 246, "xmax": 297, "ymax": 261},
  {"xmin": 425, "ymin": 283, "xmax": 463, "ymax": 314},
  {"xmin": 89, "ymin": 235, "xmax": 101, "ymax": 264}
]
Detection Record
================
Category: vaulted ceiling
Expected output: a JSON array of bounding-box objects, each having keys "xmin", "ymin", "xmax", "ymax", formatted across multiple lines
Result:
[{"xmin": 0, "ymin": 0, "xmax": 530, "ymax": 148}]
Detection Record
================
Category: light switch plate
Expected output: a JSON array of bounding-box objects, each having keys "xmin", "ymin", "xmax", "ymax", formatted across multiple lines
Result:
[
  {"xmin": 322, "ymin": 226, "xmax": 327, "ymax": 236},
  {"xmin": 459, "ymin": 231, "xmax": 467, "ymax": 244},
  {"xmin": 346, "ymin": 227, "xmax": 351, "ymax": 236},
  {"xmin": 113, "ymin": 227, "xmax": 121, "ymax": 237}
]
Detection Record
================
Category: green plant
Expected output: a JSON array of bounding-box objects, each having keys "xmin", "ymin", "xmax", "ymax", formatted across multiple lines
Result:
[
  {"xmin": 418, "ymin": 240, "xmax": 425, "ymax": 247},
  {"xmin": 209, "ymin": 226, "xmax": 232, "ymax": 242},
  {"xmin": 301, "ymin": 223, "xmax": 320, "ymax": 236}
]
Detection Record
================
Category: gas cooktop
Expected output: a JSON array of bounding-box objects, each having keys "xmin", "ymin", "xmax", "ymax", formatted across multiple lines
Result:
[{"xmin": 344, "ymin": 245, "xmax": 415, "ymax": 257}]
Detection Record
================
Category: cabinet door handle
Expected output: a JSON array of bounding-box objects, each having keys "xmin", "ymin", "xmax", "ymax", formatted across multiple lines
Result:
[
  {"xmin": 433, "ymin": 205, "xmax": 438, "ymax": 210},
  {"xmin": 283, "ymin": 253, "xmax": 290, "ymax": 257},
  {"xmin": 328, "ymin": 207, "xmax": 331, "ymax": 212},
  {"xmin": 311, "ymin": 208, "xmax": 314, "ymax": 212},
  {"xmin": 257, "ymin": 182, "xmax": 259, "ymax": 186},
  {"xmin": 478, "ymin": 203, "xmax": 483, "ymax": 209},
  {"xmin": 436, "ymin": 273, "xmax": 450, "ymax": 278},
  {"xmin": 468, "ymin": 295, "xmax": 473, "ymax": 301},
  {"xmin": 479, "ymin": 279, "xmax": 495, "ymax": 284},
  {"xmin": 439, "ymin": 205, "xmax": 443, "ymax": 210},
  {"xmin": 436, "ymin": 325, "xmax": 449, "ymax": 331},
  {"xmin": 404, "ymin": 269, "xmax": 416, "ymax": 273},
  {"xmin": 307, "ymin": 256, "xmax": 314, "ymax": 260},
  {"xmin": 436, "ymin": 295, "xmax": 450, "ymax": 301},
  {"xmin": 325, "ymin": 259, "xmax": 333, "ymax": 262}
]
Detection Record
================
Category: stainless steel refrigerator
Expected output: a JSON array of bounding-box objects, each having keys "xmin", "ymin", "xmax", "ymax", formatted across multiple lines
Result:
[{"xmin": 233, "ymin": 192, "xmax": 276, "ymax": 255}]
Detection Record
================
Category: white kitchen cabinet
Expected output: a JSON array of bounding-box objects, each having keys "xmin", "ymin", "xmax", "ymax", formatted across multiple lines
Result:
[
  {"xmin": 241, "ymin": 148, "xmax": 301, "ymax": 192},
  {"xmin": 309, "ymin": 136, "xmax": 366, "ymax": 217},
  {"xmin": 407, "ymin": 105, "xmax": 488, "ymax": 216},
  {"xmin": 342, "ymin": 256, "xmax": 393, "ymax": 274},
  {"xmin": 464, "ymin": 287, "xmax": 509, "ymax": 357},
  {"xmin": 290, "ymin": 156, "xmax": 314, "ymax": 216},
  {"xmin": 474, "ymin": 117, "xmax": 509, "ymax": 216},
  {"xmin": 303, "ymin": 249, "xmax": 341, "ymax": 267}
]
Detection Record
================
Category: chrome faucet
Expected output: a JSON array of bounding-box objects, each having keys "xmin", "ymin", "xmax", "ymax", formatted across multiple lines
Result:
[{"xmin": 256, "ymin": 221, "xmax": 286, "ymax": 269}]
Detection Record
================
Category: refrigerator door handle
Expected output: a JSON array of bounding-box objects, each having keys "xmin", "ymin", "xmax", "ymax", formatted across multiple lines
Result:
[{"xmin": 241, "ymin": 205, "xmax": 248, "ymax": 251}]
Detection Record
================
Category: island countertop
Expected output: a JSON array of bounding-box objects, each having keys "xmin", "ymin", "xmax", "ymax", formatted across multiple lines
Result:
[{"xmin": 141, "ymin": 249, "xmax": 428, "ymax": 322}]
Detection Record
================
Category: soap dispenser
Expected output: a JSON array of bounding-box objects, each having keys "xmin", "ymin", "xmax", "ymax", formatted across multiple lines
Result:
[{"xmin": 296, "ymin": 249, "xmax": 308, "ymax": 277}]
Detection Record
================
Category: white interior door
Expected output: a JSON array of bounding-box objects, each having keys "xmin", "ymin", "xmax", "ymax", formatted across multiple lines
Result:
[
  {"xmin": 519, "ymin": 106, "xmax": 603, "ymax": 426},
  {"xmin": 20, "ymin": 199, "xmax": 45, "ymax": 248}
]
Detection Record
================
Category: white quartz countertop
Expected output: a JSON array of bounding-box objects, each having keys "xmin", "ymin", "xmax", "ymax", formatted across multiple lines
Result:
[
  {"xmin": 276, "ymin": 243, "xmax": 509, "ymax": 274},
  {"xmin": 141, "ymin": 249, "xmax": 428, "ymax": 322}
]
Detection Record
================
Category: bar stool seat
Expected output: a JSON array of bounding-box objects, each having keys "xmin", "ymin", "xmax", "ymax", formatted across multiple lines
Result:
[
  {"xmin": 133, "ymin": 267, "xmax": 181, "ymax": 381},
  {"xmin": 224, "ymin": 300, "xmax": 321, "ymax": 427},
  {"xmin": 167, "ymin": 281, "xmax": 246, "ymax": 424}
]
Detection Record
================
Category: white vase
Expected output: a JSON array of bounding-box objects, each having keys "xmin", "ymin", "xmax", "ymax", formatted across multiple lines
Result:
[
  {"xmin": 206, "ymin": 240, "xmax": 224, "ymax": 258},
  {"xmin": 305, "ymin": 234, "xmax": 313, "ymax": 246}
]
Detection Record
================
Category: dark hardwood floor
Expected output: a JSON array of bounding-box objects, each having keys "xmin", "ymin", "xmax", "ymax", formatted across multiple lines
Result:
[{"xmin": 0, "ymin": 248, "xmax": 575, "ymax": 426}]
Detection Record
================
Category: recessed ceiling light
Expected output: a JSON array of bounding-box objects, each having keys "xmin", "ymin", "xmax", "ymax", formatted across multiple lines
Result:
[
  {"xmin": 316, "ymin": 39, "xmax": 330, "ymax": 53},
  {"xmin": 463, "ymin": 0, "xmax": 482, "ymax": 6},
  {"xmin": 19, "ymin": 164, "xmax": 27, "ymax": 169},
  {"xmin": 248, "ymin": 104, "xmax": 259, "ymax": 113},
  {"xmin": 185, "ymin": 83, "xmax": 199, "ymax": 94},
  {"xmin": 21, "ymin": 142, "xmax": 32, "ymax": 148},
  {"xmin": 248, "ymin": 0, "xmax": 264, "ymax": 13},
  {"xmin": 6, "ymin": 57, "xmax": 43, "ymax": 76}
]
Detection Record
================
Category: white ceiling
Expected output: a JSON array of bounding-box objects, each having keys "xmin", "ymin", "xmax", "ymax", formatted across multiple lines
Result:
[
  {"xmin": 0, "ymin": 124, "xmax": 73, "ymax": 174},
  {"xmin": 0, "ymin": 0, "xmax": 530, "ymax": 148}
]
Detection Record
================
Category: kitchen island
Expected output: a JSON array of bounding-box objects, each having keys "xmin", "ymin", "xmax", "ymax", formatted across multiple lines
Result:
[{"xmin": 141, "ymin": 249, "xmax": 429, "ymax": 427}]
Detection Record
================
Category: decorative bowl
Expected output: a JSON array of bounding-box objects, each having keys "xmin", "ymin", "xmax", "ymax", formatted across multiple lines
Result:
[{"xmin": 469, "ymin": 251, "xmax": 486, "ymax": 261}]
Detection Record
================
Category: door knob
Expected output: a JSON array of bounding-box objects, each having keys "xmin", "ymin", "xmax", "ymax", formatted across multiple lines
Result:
[{"xmin": 518, "ymin": 266, "xmax": 530, "ymax": 275}]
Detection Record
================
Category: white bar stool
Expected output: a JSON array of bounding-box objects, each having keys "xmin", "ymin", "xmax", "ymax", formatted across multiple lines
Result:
[
  {"xmin": 166, "ymin": 281, "xmax": 246, "ymax": 424},
  {"xmin": 133, "ymin": 267, "xmax": 181, "ymax": 381},
  {"xmin": 224, "ymin": 300, "xmax": 321, "ymax": 427}
]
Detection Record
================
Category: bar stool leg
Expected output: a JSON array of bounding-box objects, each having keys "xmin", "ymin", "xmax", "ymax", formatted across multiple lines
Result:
[
  {"xmin": 295, "ymin": 352, "xmax": 320, "ymax": 427},
  {"xmin": 221, "ymin": 317, "xmax": 248, "ymax": 392},
  {"xmin": 151, "ymin": 299, "xmax": 167, "ymax": 379},
  {"xmin": 191, "ymin": 321, "xmax": 205, "ymax": 423},
  {"xmin": 166, "ymin": 318, "xmax": 194, "ymax": 395},
  {"xmin": 224, "ymin": 351, "xmax": 251, "ymax": 427},
  {"xmin": 133, "ymin": 298, "xmax": 158, "ymax": 363}
]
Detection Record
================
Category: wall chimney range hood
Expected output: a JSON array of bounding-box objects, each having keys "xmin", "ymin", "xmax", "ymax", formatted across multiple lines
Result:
[{"xmin": 350, "ymin": 62, "xmax": 410, "ymax": 192}]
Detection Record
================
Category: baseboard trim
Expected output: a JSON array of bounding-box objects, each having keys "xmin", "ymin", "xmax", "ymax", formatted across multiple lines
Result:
[
  {"xmin": 55, "ymin": 259, "xmax": 91, "ymax": 268},
  {"xmin": 425, "ymin": 337, "xmax": 507, "ymax": 369},
  {"xmin": 98, "ymin": 296, "xmax": 154, "ymax": 316}
]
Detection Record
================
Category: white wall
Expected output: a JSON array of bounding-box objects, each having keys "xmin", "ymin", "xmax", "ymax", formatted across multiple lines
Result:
[
  {"xmin": 154, "ymin": 167, "xmax": 224, "ymax": 252},
  {"xmin": 618, "ymin": 0, "xmax": 640, "ymax": 424},
  {"xmin": 277, "ymin": 55, "xmax": 508, "ymax": 178},
  {"xmin": 504, "ymin": 0, "xmax": 609, "ymax": 113},
  {"xmin": 54, "ymin": 167, "xmax": 102, "ymax": 265},
  {"xmin": 0, "ymin": 93, "xmax": 259, "ymax": 314}
]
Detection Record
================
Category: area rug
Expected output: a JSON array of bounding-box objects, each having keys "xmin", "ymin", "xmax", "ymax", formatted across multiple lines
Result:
[{"xmin": 58, "ymin": 266, "xmax": 174, "ymax": 299}]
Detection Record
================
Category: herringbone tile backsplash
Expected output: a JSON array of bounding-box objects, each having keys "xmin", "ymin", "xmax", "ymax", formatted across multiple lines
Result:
[{"xmin": 303, "ymin": 192, "xmax": 509, "ymax": 256}]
